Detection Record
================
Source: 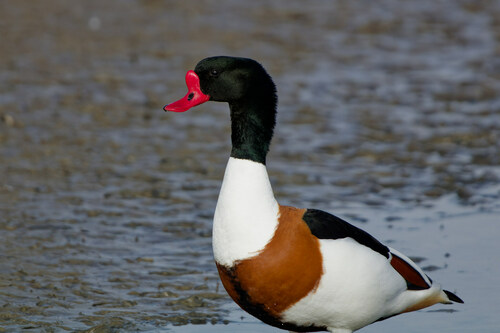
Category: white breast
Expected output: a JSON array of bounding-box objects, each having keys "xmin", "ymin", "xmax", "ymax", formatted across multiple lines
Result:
[{"xmin": 213, "ymin": 157, "xmax": 279, "ymax": 267}]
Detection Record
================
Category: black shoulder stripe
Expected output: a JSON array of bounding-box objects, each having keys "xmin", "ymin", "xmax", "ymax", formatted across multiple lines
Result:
[{"xmin": 302, "ymin": 209, "xmax": 390, "ymax": 258}]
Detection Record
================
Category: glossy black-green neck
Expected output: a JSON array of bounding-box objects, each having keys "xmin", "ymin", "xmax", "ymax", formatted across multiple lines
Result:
[{"xmin": 229, "ymin": 94, "xmax": 277, "ymax": 165}]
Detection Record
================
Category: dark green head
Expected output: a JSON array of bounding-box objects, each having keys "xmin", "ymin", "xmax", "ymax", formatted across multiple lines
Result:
[
  {"xmin": 194, "ymin": 56, "xmax": 276, "ymax": 104},
  {"xmin": 164, "ymin": 56, "xmax": 278, "ymax": 164}
]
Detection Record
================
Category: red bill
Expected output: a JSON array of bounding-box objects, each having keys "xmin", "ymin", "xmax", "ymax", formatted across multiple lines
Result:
[{"xmin": 163, "ymin": 70, "xmax": 210, "ymax": 112}]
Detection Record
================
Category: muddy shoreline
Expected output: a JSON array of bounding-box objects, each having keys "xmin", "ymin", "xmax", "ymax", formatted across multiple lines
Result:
[{"xmin": 1, "ymin": 1, "xmax": 500, "ymax": 331}]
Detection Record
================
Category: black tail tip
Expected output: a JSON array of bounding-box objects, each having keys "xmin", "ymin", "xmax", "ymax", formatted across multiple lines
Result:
[{"xmin": 444, "ymin": 290, "xmax": 464, "ymax": 304}]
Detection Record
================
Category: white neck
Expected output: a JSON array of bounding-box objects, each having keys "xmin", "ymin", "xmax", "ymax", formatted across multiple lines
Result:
[{"xmin": 212, "ymin": 157, "xmax": 279, "ymax": 267}]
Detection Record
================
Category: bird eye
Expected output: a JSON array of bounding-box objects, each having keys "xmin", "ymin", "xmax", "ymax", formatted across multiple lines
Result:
[{"xmin": 210, "ymin": 69, "xmax": 219, "ymax": 77}]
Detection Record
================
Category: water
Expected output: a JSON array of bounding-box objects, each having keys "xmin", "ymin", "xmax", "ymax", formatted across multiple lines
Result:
[{"xmin": 1, "ymin": 0, "xmax": 499, "ymax": 332}]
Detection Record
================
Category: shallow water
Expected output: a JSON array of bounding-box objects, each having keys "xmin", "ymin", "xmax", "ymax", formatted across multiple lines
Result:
[{"xmin": 1, "ymin": 0, "xmax": 500, "ymax": 332}]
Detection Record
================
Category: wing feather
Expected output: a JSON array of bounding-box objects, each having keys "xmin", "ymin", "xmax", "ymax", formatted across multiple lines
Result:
[{"xmin": 302, "ymin": 209, "xmax": 390, "ymax": 258}]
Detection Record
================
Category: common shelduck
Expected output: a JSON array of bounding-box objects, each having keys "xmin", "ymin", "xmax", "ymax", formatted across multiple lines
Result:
[{"xmin": 164, "ymin": 56, "xmax": 463, "ymax": 333}]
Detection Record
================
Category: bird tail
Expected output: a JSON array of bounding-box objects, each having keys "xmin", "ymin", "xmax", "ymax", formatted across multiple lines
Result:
[{"xmin": 443, "ymin": 289, "xmax": 464, "ymax": 304}]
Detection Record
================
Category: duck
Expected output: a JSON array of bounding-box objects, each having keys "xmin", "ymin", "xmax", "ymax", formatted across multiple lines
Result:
[{"xmin": 163, "ymin": 56, "xmax": 463, "ymax": 333}]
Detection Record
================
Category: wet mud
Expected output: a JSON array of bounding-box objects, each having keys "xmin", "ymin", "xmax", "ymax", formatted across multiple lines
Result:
[{"xmin": 1, "ymin": 0, "xmax": 500, "ymax": 332}]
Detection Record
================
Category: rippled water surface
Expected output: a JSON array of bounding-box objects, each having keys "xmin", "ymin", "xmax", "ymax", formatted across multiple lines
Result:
[{"xmin": 1, "ymin": 1, "xmax": 500, "ymax": 332}]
